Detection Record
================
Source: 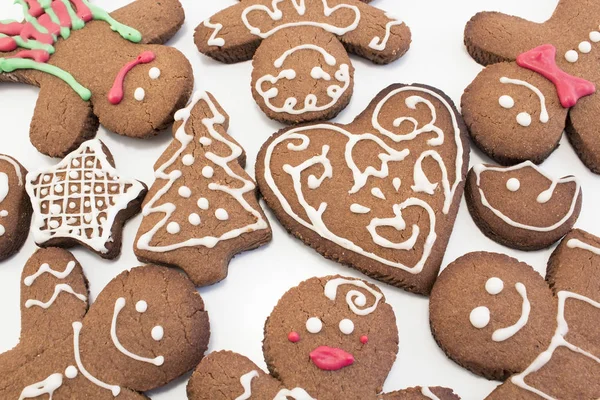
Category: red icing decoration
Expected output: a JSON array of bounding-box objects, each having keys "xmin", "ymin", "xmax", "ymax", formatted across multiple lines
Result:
[
  {"xmin": 70, "ymin": 0, "xmax": 93, "ymax": 22},
  {"xmin": 107, "ymin": 51, "xmax": 156, "ymax": 105},
  {"xmin": 25, "ymin": 0, "xmax": 44, "ymax": 18},
  {"xmin": 360, "ymin": 335, "xmax": 368, "ymax": 344},
  {"xmin": 0, "ymin": 22, "xmax": 25, "ymax": 36},
  {"xmin": 20, "ymin": 22, "xmax": 55, "ymax": 45},
  {"xmin": 516, "ymin": 44, "xmax": 596, "ymax": 108},
  {"xmin": 51, "ymin": 1, "xmax": 73, "ymax": 28},
  {"xmin": 7, "ymin": 49, "xmax": 50, "ymax": 63},
  {"xmin": 309, "ymin": 346, "xmax": 354, "ymax": 371},
  {"xmin": 288, "ymin": 331, "xmax": 300, "ymax": 343},
  {"xmin": 0, "ymin": 37, "xmax": 17, "ymax": 52},
  {"xmin": 38, "ymin": 13, "xmax": 61, "ymax": 37}
]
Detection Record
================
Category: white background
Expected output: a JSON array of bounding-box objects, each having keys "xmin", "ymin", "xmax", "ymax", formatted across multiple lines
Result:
[{"xmin": 0, "ymin": 0, "xmax": 597, "ymax": 399}]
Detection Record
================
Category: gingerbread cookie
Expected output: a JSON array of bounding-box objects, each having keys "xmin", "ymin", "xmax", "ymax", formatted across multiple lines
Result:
[
  {"xmin": 255, "ymin": 84, "xmax": 469, "ymax": 295},
  {"xmin": 465, "ymin": 162, "xmax": 582, "ymax": 250},
  {"xmin": 26, "ymin": 139, "xmax": 147, "ymax": 259},
  {"xmin": 187, "ymin": 275, "xmax": 459, "ymax": 400},
  {"xmin": 461, "ymin": 1, "xmax": 600, "ymax": 172},
  {"xmin": 430, "ymin": 243, "xmax": 600, "ymax": 399},
  {"xmin": 0, "ymin": 154, "xmax": 32, "ymax": 261},
  {"xmin": 135, "ymin": 91, "xmax": 271, "ymax": 287},
  {"xmin": 0, "ymin": 247, "xmax": 210, "ymax": 399},
  {"xmin": 195, "ymin": 0, "xmax": 410, "ymax": 124},
  {"xmin": 0, "ymin": 0, "xmax": 193, "ymax": 157}
]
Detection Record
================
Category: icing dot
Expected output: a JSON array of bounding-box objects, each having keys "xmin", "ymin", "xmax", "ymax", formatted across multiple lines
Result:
[
  {"xmin": 360, "ymin": 335, "xmax": 368, "ymax": 344},
  {"xmin": 72, "ymin": 159, "xmax": 80, "ymax": 167},
  {"xmin": 579, "ymin": 41, "xmax": 592, "ymax": 53},
  {"xmin": 97, "ymin": 200, "xmax": 104, "ymax": 207},
  {"xmin": 486, "ymin": 277, "xmax": 504, "ymax": 295},
  {"xmin": 149, "ymin": 67, "xmax": 161, "ymax": 79},
  {"xmin": 565, "ymin": 50, "xmax": 579, "ymax": 63},
  {"xmin": 199, "ymin": 137, "xmax": 212, "ymax": 146},
  {"xmin": 188, "ymin": 213, "xmax": 201, "ymax": 226},
  {"xmin": 339, "ymin": 319, "xmax": 354, "ymax": 335},
  {"xmin": 69, "ymin": 202, "xmax": 76, "ymax": 209},
  {"xmin": 182, "ymin": 154, "xmax": 195, "ymax": 166},
  {"xmin": 0, "ymin": 210, "xmax": 7, "ymax": 217},
  {"xmin": 136, "ymin": 300, "xmax": 148, "ymax": 313},
  {"xmin": 215, "ymin": 208, "xmax": 229, "ymax": 221},
  {"xmin": 65, "ymin": 366, "xmax": 78, "ymax": 379},
  {"xmin": 393, "ymin": 177, "xmax": 401, "ymax": 192},
  {"xmin": 48, "ymin": 220, "xmax": 60, "ymax": 229},
  {"xmin": 151, "ymin": 325, "xmax": 164, "ymax": 341},
  {"xmin": 84, "ymin": 201, "xmax": 90, "ymax": 207},
  {"xmin": 50, "ymin": 204, "xmax": 61, "ymax": 214},
  {"xmin": 288, "ymin": 331, "xmax": 300, "ymax": 343},
  {"xmin": 590, "ymin": 31, "xmax": 600, "ymax": 43},
  {"xmin": 69, "ymin": 171, "xmax": 78, "ymax": 179},
  {"xmin": 306, "ymin": 317, "xmax": 322, "ymax": 334},
  {"xmin": 178, "ymin": 186, "xmax": 192, "ymax": 198},
  {"xmin": 43, "ymin": 175, "xmax": 50, "ymax": 182},
  {"xmin": 516, "ymin": 112, "xmax": 532, "ymax": 127},
  {"xmin": 202, "ymin": 166, "xmax": 214, "ymax": 178},
  {"xmin": 0, "ymin": 225, "xmax": 4, "ymax": 236},
  {"xmin": 167, "ymin": 222, "xmax": 180, "ymax": 234},
  {"xmin": 197, "ymin": 198, "xmax": 209, "ymax": 210},
  {"xmin": 470, "ymin": 306, "xmax": 491, "ymax": 329},
  {"xmin": 95, "ymin": 186, "xmax": 102, "ymax": 193},
  {"xmin": 134, "ymin": 87, "xmax": 146, "ymax": 101},
  {"xmin": 498, "ymin": 95, "xmax": 515, "ymax": 109},
  {"xmin": 506, "ymin": 178, "xmax": 520, "ymax": 192}
]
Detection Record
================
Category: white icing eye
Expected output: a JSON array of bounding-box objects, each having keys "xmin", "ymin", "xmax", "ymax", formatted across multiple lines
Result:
[
  {"xmin": 498, "ymin": 95, "xmax": 514, "ymax": 109},
  {"xmin": 339, "ymin": 319, "xmax": 354, "ymax": 335},
  {"xmin": 135, "ymin": 300, "xmax": 148, "ymax": 313},
  {"xmin": 485, "ymin": 277, "xmax": 504, "ymax": 295},
  {"xmin": 470, "ymin": 306, "xmax": 490, "ymax": 329},
  {"xmin": 306, "ymin": 317, "xmax": 323, "ymax": 334},
  {"xmin": 151, "ymin": 326, "xmax": 164, "ymax": 341},
  {"xmin": 149, "ymin": 67, "xmax": 161, "ymax": 79},
  {"xmin": 506, "ymin": 178, "xmax": 520, "ymax": 192}
]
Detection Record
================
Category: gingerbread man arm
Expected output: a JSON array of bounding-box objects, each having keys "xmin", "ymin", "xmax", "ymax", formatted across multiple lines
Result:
[
  {"xmin": 195, "ymin": 0, "xmax": 410, "ymax": 65},
  {"xmin": 110, "ymin": 0, "xmax": 185, "ymax": 45},
  {"xmin": 380, "ymin": 387, "xmax": 461, "ymax": 400}
]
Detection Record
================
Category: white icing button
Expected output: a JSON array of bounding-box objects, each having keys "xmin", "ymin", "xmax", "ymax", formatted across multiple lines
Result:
[
  {"xmin": 306, "ymin": 317, "xmax": 323, "ymax": 333},
  {"xmin": 590, "ymin": 31, "xmax": 600, "ymax": 43},
  {"xmin": 54, "ymin": 184, "xmax": 63, "ymax": 193},
  {"xmin": 50, "ymin": 204, "xmax": 61, "ymax": 214},
  {"xmin": 506, "ymin": 178, "xmax": 520, "ymax": 192},
  {"xmin": 136, "ymin": 300, "xmax": 148, "ymax": 313},
  {"xmin": 339, "ymin": 319, "xmax": 354, "ymax": 335},
  {"xmin": 149, "ymin": 67, "xmax": 161, "ymax": 79},
  {"xmin": 565, "ymin": 50, "xmax": 579, "ymax": 63},
  {"xmin": 151, "ymin": 325, "xmax": 164, "ymax": 341},
  {"xmin": 178, "ymin": 186, "xmax": 192, "ymax": 198},
  {"xmin": 43, "ymin": 175, "xmax": 50, "ymax": 182},
  {"xmin": 498, "ymin": 95, "xmax": 515, "ymax": 109},
  {"xmin": 516, "ymin": 112, "xmax": 532, "ymax": 127},
  {"xmin": 69, "ymin": 171, "xmax": 78, "ymax": 179},
  {"xmin": 215, "ymin": 208, "xmax": 229, "ymax": 221},
  {"xmin": 470, "ymin": 306, "xmax": 491, "ymax": 329},
  {"xmin": 69, "ymin": 202, "xmax": 76, "ymax": 209},
  {"xmin": 579, "ymin": 41, "xmax": 592, "ymax": 53},
  {"xmin": 48, "ymin": 220, "xmax": 60, "ymax": 229},
  {"xmin": 65, "ymin": 365, "xmax": 78, "ymax": 379},
  {"xmin": 167, "ymin": 222, "xmax": 180, "ymax": 234},
  {"xmin": 182, "ymin": 154, "xmax": 195, "ymax": 166},
  {"xmin": 485, "ymin": 277, "xmax": 504, "ymax": 295},
  {"xmin": 199, "ymin": 137, "xmax": 212, "ymax": 146},
  {"xmin": 0, "ymin": 225, "xmax": 4, "ymax": 236},
  {"xmin": 134, "ymin": 88, "xmax": 145, "ymax": 101},
  {"xmin": 197, "ymin": 198, "xmax": 209, "ymax": 210},
  {"xmin": 188, "ymin": 213, "xmax": 201, "ymax": 226},
  {"xmin": 202, "ymin": 166, "xmax": 214, "ymax": 178},
  {"xmin": 393, "ymin": 177, "xmax": 401, "ymax": 192}
]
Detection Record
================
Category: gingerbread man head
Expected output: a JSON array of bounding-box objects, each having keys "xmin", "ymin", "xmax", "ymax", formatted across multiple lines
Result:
[
  {"xmin": 195, "ymin": 0, "xmax": 411, "ymax": 124},
  {"xmin": 0, "ymin": 247, "xmax": 210, "ymax": 398},
  {"xmin": 461, "ymin": 0, "xmax": 600, "ymax": 172},
  {"xmin": 0, "ymin": 0, "xmax": 193, "ymax": 157}
]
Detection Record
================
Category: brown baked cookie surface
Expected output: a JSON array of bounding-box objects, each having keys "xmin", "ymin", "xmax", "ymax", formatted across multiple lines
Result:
[
  {"xmin": 26, "ymin": 139, "xmax": 147, "ymax": 259},
  {"xmin": 0, "ymin": 154, "xmax": 31, "ymax": 261},
  {"xmin": 461, "ymin": 0, "xmax": 600, "ymax": 172},
  {"xmin": 256, "ymin": 84, "xmax": 469, "ymax": 295},
  {"xmin": 0, "ymin": 0, "xmax": 193, "ymax": 158},
  {"xmin": 134, "ymin": 91, "xmax": 271, "ymax": 287},
  {"xmin": 0, "ymin": 247, "xmax": 210, "ymax": 399},
  {"xmin": 195, "ymin": 0, "xmax": 410, "ymax": 123},
  {"xmin": 465, "ymin": 162, "xmax": 582, "ymax": 250},
  {"xmin": 187, "ymin": 275, "xmax": 460, "ymax": 400}
]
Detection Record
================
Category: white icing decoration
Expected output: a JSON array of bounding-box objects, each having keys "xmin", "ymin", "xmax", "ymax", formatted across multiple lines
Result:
[
  {"xmin": 565, "ymin": 49, "xmax": 579, "ymax": 63},
  {"xmin": 499, "ymin": 95, "xmax": 515, "ymax": 109},
  {"xmin": 506, "ymin": 178, "xmax": 520, "ymax": 192},
  {"xmin": 134, "ymin": 87, "xmax": 145, "ymax": 101},
  {"xmin": 73, "ymin": 321, "xmax": 121, "ymax": 396},
  {"xmin": 324, "ymin": 278, "xmax": 382, "ymax": 316},
  {"xmin": 151, "ymin": 325, "xmax": 164, "ymax": 341},
  {"xmin": 137, "ymin": 92, "xmax": 268, "ymax": 252},
  {"xmin": 182, "ymin": 154, "xmax": 194, "ymax": 166},
  {"xmin": 202, "ymin": 166, "xmax": 214, "ymax": 178},
  {"xmin": 189, "ymin": 213, "xmax": 201, "ymax": 226},
  {"xmin": 371, "ymin": 187, "xmax": 385, "ymax": 200},
  {"xmin": 579, "ymin": 41, "xmax": 592, "ymax": 53},
  {"xmin": 235, "ymin": 370, "xmax": 259, "ymax": 400},
  {"xmin": 485, "ymin": 277, "xmax": 504, "ymax": 295},
  {"xmin": 200, "ymin": 137, "xmax": 212, "ymax": 146},
  {"xmin": 393, "ymin": 177, "xmax": 401, "ymax": 192},
  {"xmin": 178, "ymin": 186, "xmax": 192, "ymax": 198},
  {"xmin": 492, "ymin": 282, "xmax": 530, "ymax": 342},
  {"xmin": 511, "ymin": 291, "xmax": 600, "ymax": 399},
  {"xmin": 204, "ymin": 19, "xmax": 225, "ymax": 46},
  {"xmin": 215, "ymin": 208, "xmax": 229, "ymax": 221},
  {"xmin": 473, "ymin": 162, "xmax": 580, "ymax": 232},
  {"xmin": 111, "ymin": 298, "xmax": 165, "ymax": 366},
  {"xmin": 517, "ymin": 112, "xmax": 532, "ymax": 127},
  {"xmin": 500, "ymin": 77, "xmax": 549, "ymax": 124},
  {"xmin": 306, "ymin": 317, "xmax": 322, "ymax": 333},
  {"xmin": 65, "ymin": 366, "xmax": 78, "ymax": 379},
  {"xmin": 255, "ymin": 44, "xmax": 350, "ymax": 115},
  {"xmin": 469, "ymin": 306, "xmax": 490, "ymax": 329},
  {"xmin": 149, "ymin": 67, "xmax": 161, "ymax": 79},
  {"xmin": 167, "ymin": 222, "xmax": 180, "ymax": 234},
  {"xmin": 350, "ymin": 204, "xmax": 370, "ymax": 214},
  {"xmin": 339, "ymin": 318, "xmax": 354, "ymax": 334},
  {"xmin": 135, "ymin": 300, "xmax": 147, "ymax": 313},
  {"xmin": 590, "ymin": 31, "xmax": 600, "ymax": 43},
  {"xmin": 25, "ymin": 284, "xmax": 86, "ymax": 309},
  {"xmin": 0, "ymin": 155, "xmax": 24, "ymax": 237},
  {"xmin": 421, "ymin": 387, "xmax": 441, "ymax": 400},
  {"xmin": 368, "ymin": 12, "xmax": 404, "ymax": 51},
  {"xmin": 274, "ymin": 388, "xmax": 316, "ymax": 400},
  {"xmin": 24, "ymin": 261, "xmax": 76, "ymax": 286},
  {"xmin": 567, "ymin": 238, "xmax": 600, "ymax": 255},
  {"xmin": 18, "ymin": 373, "xmax": 63, "ymax": 400},
  {"xmin": 25, "ymin": 139, "xmax": 146, "ymax": 254}
]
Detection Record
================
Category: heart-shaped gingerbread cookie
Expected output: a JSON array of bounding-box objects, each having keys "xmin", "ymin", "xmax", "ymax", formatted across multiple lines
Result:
[{"xmin": 256, "ymin": 84, "xmax": 469, "ymax": 294}]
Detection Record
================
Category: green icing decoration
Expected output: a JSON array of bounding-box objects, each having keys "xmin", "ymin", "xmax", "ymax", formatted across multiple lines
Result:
[
  {"xmin": 60, "ymin": 0, "xmax": 84, "ymax": 30},
  {"xmin": 14, "ymin": 0, "xmax": 50, "ymax": 35},
  {"xmin": 0, "ymin": 57, "xmax": 91, "ymax": 101},
  {"xmin": 0, "ymin": 33, "xmax": 55, "ymax": 54},
  {"xmin": 81, "ymin": 0, "xmax": 142, "ymax": 43},
  {"xmin": 42, "ymin": 6, "xmax": 70, "ymax": 40}
]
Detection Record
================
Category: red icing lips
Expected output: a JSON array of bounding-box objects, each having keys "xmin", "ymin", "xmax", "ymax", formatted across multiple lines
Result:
[{"xmin": 309, "ymin": 346, "xmax": 354, "ymax": 371}]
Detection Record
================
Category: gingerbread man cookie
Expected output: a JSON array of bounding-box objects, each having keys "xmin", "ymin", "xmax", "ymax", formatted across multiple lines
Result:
[
  {"xmin": 0, "ymin": 0, "xmax": 193, "ymax": 157},
  {"xmin": 187, "ymin": 275, "xmax": 460, "ymax": 400},
  {"xmin": 461, "ymin": 0, "xmax": 600, "ymax": 172},
  {"xmin": 26, "ymin": 139, "xmax": 147, "ymax": 259},
  {"xmin": 430, "ymin": 235, "xmax": 600, "ymax": 398},
  {"xmin": 134, "ymin": 91, "xmax": 272, "ymax": 287},
  {"xmin": 0, "ymin": 154, "xmax": 32, "ymax": 261},
  {"xmin": 255, "ymin": 84, "xmax": 469, "ymax": 295},
  {"xmin": 0, "ymin": 247, "xmax": 210, "ymax": 399},
  {"xmin": 465, "ymin": 162, "xmax": 582, "ymax": 250},
  {"xmin": 196, "ymin": 0, "xmax": 411, "ymax": 124}
]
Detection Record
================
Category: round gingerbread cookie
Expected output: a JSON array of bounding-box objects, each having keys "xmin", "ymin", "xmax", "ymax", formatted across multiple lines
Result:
[
  {"xmin": 0, "ymin": 154, "xmax": 31, "ymax": 261},
  {"xmin": 430, "ymin": 252, "xmax": 557, "ymax": 380}
]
